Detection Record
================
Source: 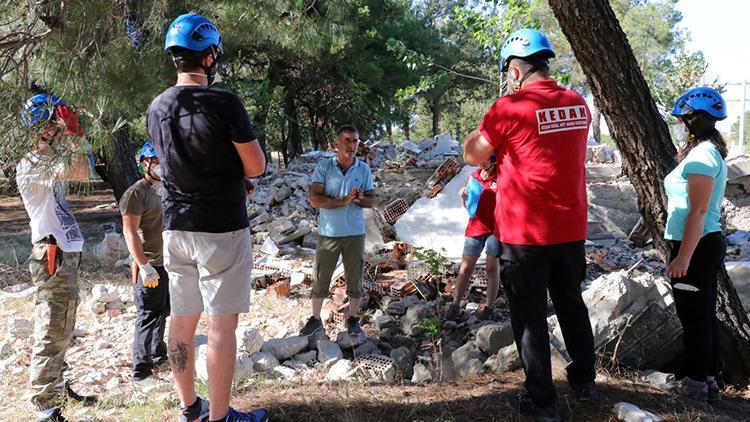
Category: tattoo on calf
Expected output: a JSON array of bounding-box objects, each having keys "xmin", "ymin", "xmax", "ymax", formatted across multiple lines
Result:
[{"xmin": 169, "ymin": 340, "xmax": 189, "ymax": 373}]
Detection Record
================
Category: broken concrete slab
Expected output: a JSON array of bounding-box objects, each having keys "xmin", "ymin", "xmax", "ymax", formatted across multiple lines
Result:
[
  {"xmin": 261, "ymin": 336, "xmax": 309, "ymax": 361},
  {"xmin": 364, "ymin": 209, "xmax": 385, "ymax": 254},
  {"xmin": 394, "ymin": 165, "xmax": 477, "ymax": 259}
]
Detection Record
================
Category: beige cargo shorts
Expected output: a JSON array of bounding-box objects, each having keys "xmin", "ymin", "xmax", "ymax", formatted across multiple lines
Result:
[{"xmin": 164, "ymin": 228, "xmax": 253, "ymax": 316}]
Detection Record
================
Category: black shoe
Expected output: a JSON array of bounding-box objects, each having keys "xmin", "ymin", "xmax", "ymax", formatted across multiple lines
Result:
[
  {"xmin": 346, "ymin": 316, "xmax": 363, "ymax": 335},
  {"xmin": 178, "ymin": 396, "xmax": 210, "ymax": 422},
  {"xmin": 133, "ymin": 371, "xmax": 152, "ymax": 382},
  {"xmin": 508, "ymin": 393, "xmax": 562, "ymax": 422},
  {"xmin": 570, "ymin": 380, "xmax": 600, "ymax": 401},
  {"xmin": 61, "ymin": 381, "xmax": 98, "ymax": 406},
  {"xmin": 36, "ymin": 407, "xmax": 66, "ymax": 422},
  {"xmin": 706, "ymin": 379, "xmax": 722, "ymax": 403},
  {"xmin": 300, "ymin": 316, "xmax": 324, "ymax": 337}
]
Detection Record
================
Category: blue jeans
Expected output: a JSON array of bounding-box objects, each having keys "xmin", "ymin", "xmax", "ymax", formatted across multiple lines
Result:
[{"xmin": 462, "ymin": 234, "xmax": 501, "ymax": 257}]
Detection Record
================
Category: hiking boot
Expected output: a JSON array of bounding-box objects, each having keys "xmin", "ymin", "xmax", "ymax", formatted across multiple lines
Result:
[
  {"xmin": 36, "ymin": 407, "xmax": 66, "ymax": 422},
  {"xmin": 476, "ymin": 305, "xmax": 494, "ymax": 321},
  {"xmin": 60, "ymin": 381, "xmax": 97, "ymax": 406},
  {"xmin": 179, "ymin": 396, "xmax": 210, "ymax": 422},
  {"xmin": 220, "ymin": 406, "xmax": 269, "ymax": 422},
  {"xmin": 706, "ymin": 379, "xmax": 721, "ymax": 403},
  {"xmin": 507, "ymin": 393, "xmax": 562, "ymax": 422},
  {"xmin": 346, "ymin": 316, "xmax": 363, "ymax": 335},
  {"xmin": 444, "ymin": 303, "xmax": 460, "ymax": 321},
  {"xmin": 570, "ymin": 380, "xmax": 600, "ymax": 401},
  {"xmin": 299, "ymin": 316, "xmax": 325, "ymax": 337},
  {"xmin": 675, "ymin": 377, "xmax": 708, "ymax": 401}
]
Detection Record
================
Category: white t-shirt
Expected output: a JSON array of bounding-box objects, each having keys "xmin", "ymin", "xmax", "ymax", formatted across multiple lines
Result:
[{"xmin": 16, "ymin": 152, "xmax": 84, "ymax": 252}]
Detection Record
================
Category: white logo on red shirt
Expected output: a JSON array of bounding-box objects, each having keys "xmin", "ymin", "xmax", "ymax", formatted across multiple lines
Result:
[{"xmin": 536, "ymin": 106, "xmax": 588, "ymax": 135}]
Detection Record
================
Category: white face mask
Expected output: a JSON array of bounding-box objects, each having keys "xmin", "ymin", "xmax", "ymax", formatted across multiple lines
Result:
[
  {"xmin": 150, "ymin": 164, "xmax": 161, "ymax": 178},
  {"xmin": 673, "ymin": 122, "xmax": 689, "ymax": 143}
]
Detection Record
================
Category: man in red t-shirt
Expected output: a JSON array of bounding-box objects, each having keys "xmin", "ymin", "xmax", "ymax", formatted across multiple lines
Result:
[
  {"xmin": 463, "ymin": 28, "xmax": 597, "ymax": 421},
  {"xmin": 446, "ymin": 154, "xmax": 500, "ymax": 321}
]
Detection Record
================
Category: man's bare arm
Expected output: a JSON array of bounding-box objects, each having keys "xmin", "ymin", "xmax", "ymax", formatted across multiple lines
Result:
[
  {"xmin": 463, "ymin": 129, "xmax": 494, "ymax": 165},
  {"xmin": 122, "ymin": 213, "xmax": 148, "ymax": 266},
  {"xmin": 310, "ymin": 183, "xmax": 356, "ymax": 209},
  {"xmin": 233, "ymin": 139, "xmax": 266, "ymax": 177}
]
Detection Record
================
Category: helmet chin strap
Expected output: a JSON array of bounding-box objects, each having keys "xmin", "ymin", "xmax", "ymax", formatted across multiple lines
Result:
[{"xmin": 511, "ymin": 68, "xmax": 539, "ymax": 92}]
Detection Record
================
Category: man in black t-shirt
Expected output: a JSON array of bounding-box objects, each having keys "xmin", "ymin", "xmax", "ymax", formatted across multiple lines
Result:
[{"xmin": 147, "ymin": 13, "xmax": 267, "ymax": 422}]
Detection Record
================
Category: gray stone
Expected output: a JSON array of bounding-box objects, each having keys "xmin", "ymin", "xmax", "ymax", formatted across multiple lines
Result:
[
  {"xmin": 336, "ymin": 331, "xmax": 366, "ymax": 349},
  {"xmin": 612, "ymin": 402, "xmax": 664, "ymax": 422},
  {"xmin": 326, "ymin": 359, "xmax": 355, "ymax": 381},
  {"xmin": 354, "ymin": 340, "xmax": 380, "ymax": 357},
  {"xmin": 236, "ymin": 327, "xmax": 264, "ymax": 354},
  {"xmin": 273, "ymin": 186, "xmax": 293, "ymax": 203},
  {"xmin": 375, "ymin": 314, "xmax": 396, "ymax": 331},
  {"xmin": 475, "ymin": 322, "xmax": 514, "ymax": 356},
  {"xmin": 7, "ymin": 318, "xmax": 32, "ymax": 340},
  {"xmin": 401, "ymin": 303, "xmax": 433, "ymax": 336},
  {"xmin": 451, "ymin": 341, "xmax": 487, "ymax": 378},
  {"xmin": 282, "ymin": 360, "xmax": 309, "ymax": 371},
  {"xmin": 272, "ymin": 365, "xmax": 297, "ymax": 379},
  {"xmin": 234, "ymin": 354, "xmax": 254, "ymax": 380},
  {"xmin": 378, "ymin": 328, "xmax": 393, "ymax": 342},
  {"xmin": 485, "ymin": 344, "xmax": 521, "ymax": 373},
  {"xmin": 386, "ymin": 300, "xmax": 406, "ymax": 316},
  {"xmin": 0, "ymin": 341, "xmax": 11, "ymax": 358},
  {"xmin": 105, "ymin": 299, "xmax": 127, "ymax": 311},
  {"xmin": 637, "ymin": 370, "xmax": 676, "ymax": 391},
  {"xmin": 293, "ymin": 350, "xmax": 317, "ymax": 365},
  {"xmin": 252, "ymin": 352, "xmax": 280, "ymax": 372},
  {"xmin": 317, "ymin": 339, "xmax": 343, "ymax": 363},
  {"xmin": 725, "ymin": 261, "xmax": 750, "ymax": 313},
  {"xmin": 91, "ymin": 284, "xmax": 119, "ymax": 303},
  {"xmin": 195, "ymin": 344, "xmax": 209, "ymax": 381},
  {"xmin": 261, "ymin": 336, "xmax": 309, "ymax": 361},
  {"xmin": 390, "ymin": 346, "xmax": 414, "ymax": 379},
  {"xmin": 411, "ymin": 363, "xmax": 434, "ymax": 384},
  {"xmin": 402, "ymin": 295, "xmax": 421, "ymax": 308}
]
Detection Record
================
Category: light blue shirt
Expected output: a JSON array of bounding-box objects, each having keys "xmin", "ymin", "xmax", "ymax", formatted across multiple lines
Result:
[
  {"xmin": 664, "ymin": 141, "xmax": 727, "ymax": 241},
  {"xmin": 312, "ymin": 158, "xmax": 374, "ymax": 237}
]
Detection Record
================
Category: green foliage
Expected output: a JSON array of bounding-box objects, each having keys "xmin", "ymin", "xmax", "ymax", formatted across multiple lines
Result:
[{"xmin": 414, "ymin": 247, "xmax": 449, "ymax": 276}]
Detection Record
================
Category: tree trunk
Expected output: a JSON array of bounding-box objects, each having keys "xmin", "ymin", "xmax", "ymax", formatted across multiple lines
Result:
[
  {"xmin": 403, "ymin": 117, "xmax": 410, "ymax": 141},
  {"xmin": 252, "ymin": 106, "xmax": 269, "ymax": 160},
  {"xmin": 279, "ymin": 114, "xmax": 289, "ymax": 167},
  {"xmin": 104, "ymin": 125, "xmax": 139, "ymax": 202},
  {"xmin": 386, "ymin": 121, "xmax": 392, "ymax": 144},
  {"xmin": 428, "ymin": 101, "xmax": 442, "ymax": 137},
  {"xmin": 591, "ymin": 98, "xmax": 601, "ymax": 143},
  {"xmin": 549, "ymin": 0, "xmax": 750, "ymax": 386},
  {"xmin": 283, "ymin": 90, "xmax": 302, "ymax": 159},
  {"xmin": 548, "ymin": 0, "xmax": 676, "ymax": 256}
]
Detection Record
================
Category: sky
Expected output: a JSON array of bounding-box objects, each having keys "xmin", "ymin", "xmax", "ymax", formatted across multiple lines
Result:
[{"xmin": 677, "ymin": 0, "xmax": 749, "ymax": 136}]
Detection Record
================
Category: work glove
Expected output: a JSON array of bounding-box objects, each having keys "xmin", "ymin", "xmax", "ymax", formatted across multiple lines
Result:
[{"xmin": 138, "ymin": 263, "xmax": 160, "ymax": 288}]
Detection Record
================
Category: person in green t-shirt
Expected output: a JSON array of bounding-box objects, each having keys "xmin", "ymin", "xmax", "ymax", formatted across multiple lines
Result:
[
  {"xmin": 664, "ymin": 87, "xmax": 728, "ymax": 402},
  {"xmin": 120, "ymin": 140, "xmax": 170, "ymax": 382}
]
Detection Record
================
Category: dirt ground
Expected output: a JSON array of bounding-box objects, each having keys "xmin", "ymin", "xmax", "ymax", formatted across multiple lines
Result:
[{"xmin": 1, "ymin": 184, "xmax": 750, "ymax": 421}]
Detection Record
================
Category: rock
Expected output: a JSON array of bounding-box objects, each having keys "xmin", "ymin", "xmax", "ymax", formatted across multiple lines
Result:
[
  {"xmin": 105, "ymin": 377, "xmax": 119, "ymax": 390},
  {"xmin": 259, "ymin": 238, "xmax": 280, "ymax": 256},
  {"xmin": 725, "ymin": 261, "xmax": 750, "ymax": 313},
  {"xmin": 411, "ymin": 363, "xmax": 434, "ymax": 384},
  {"xmin": 195, "ymin": 344, "xmax": 209, "ymax": 381},
  {"xmin": 402, "ymin": 295, "xmax": 420, "ymax": 308},
  {"xmin": 386, "ymin": 300, "xmax": 406, "ymax": 316},
  {"xmin": 317, "ymin": 339, "xmax": 343, "ymax": 363},
  {"xmin": 390, "ymin": 346, "xmax": 414, "ymax": 379},
  {"xmin": 0, "ymin": 341, "xmax": 12, "ymax": 358},
  {"xmin": 91, "ymin": 284, "xmax": 119, "ymax": 303},
  {"xmin": 375, "ymin": 314, "xmax": 396, "ymax": 331},
  {"xmin": 236, "ymin": 327, "xmax": 264, "ymax": 354},
  {"xmin": 378, "ymin": 328, "xmax": 393, "ymax": 342},
  {"xmin": 267, "ymin": 280, "xmax": 291, "ymax": 297},
  {"xmin": 326, "ymin": 359, "xmax": 355, "ymax": 381},
  {"xmin": 451, "ymin": 341, "xmax": 487, "ymax": 378},
  {"xmin": 612, "ymin": 402, "xmax": 663, "ymax": 422},
  {"xmin": 234, "ymin": 354, "xmax": 255, "ymax": 380},
  {"xmin": 272, "ymin": 365, "xmax": 297, "ymax": 379},
  {"xmin": 475, "ymin": 322, "xmax": 514, "ymax": 356},
  {"xmin": 261, "ymin": 336, "xmax": 309, "ymax": 361},
  {"xmin": 485, "ymin": 344, "xmax": 521, "ymax": 373},
  {"xmin": 7, "ymin": 318, "xmax": 33, "ymax": 340},
  {"xmin": 401, "ymin": 303, "xmax": 433, "ymax": 336},
  {"xmin": 354, "ymin": 340, "xmax": 380, "ymax": 357},
  {"xmin": 252, "ymin": 352, "xmax": 280, "ymax": 372},
  {"xmin": 105, "ymin": 299, "xmax": 126, "ymax": 311},
  {"xmin": 336, "ymin": 331, "xmax": 366, "ymax": 349},
  {"xmin": 93, "ymin": 232, "xmax": 127, "ymax": 258},
  {"xmin": 273, "ymin": 186, "xmax": 293, "ymax": 203},
  {"xmin": 636, "ymin": 370, "xmax": 676, "ymax": 391},
  {"xmin": 293, "ymin": 350, "xmax": 317, "ymax": 365}
]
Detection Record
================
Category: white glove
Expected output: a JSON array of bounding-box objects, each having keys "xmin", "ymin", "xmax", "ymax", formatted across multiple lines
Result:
[{"xmin": 138, "ymin": 263, "xmax": 160, "ymax": 288}]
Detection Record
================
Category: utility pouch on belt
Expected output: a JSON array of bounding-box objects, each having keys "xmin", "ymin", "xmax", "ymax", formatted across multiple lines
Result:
[{"xmin": 46, "ymin": 244, "xmax": 58, "ymax": 276}]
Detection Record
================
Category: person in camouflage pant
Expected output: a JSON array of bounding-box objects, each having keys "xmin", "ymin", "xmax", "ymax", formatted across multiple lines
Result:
[{"xmin": 16, "ymin": 93, "xmax": 97, "ymax": 422}]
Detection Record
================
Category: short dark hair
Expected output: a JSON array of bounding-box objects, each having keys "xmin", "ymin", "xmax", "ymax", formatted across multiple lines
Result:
[
  {"xmin": 170, "ymin": 47, "xmax": 211, "ymax": 73},
  {"xmin": 511, "ymin": 52, "xmax": 551, "ymax": 75},
  {"xmin": 336, "ymin": 125, "xmax": 359, "ymax": 137}
]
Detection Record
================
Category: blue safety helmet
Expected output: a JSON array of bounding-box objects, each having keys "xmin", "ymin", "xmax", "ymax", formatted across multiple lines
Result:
[
  {"xmin": 672, "ymin": 87, "xmax": 727, "ymax": 121},
  {"xmin": 164, "ymin": 13, "xmax": 224, "ymax": 54},
  {"xmin": 139, "ymin": 139, "xmax": 157, "ymax": 162},
  {"xmin": 21, "ymin": 93, "xmax": 66, "ymax": 128},
  {"xmin": 500, "ymin": 28, "xmax": 555, "ymax": 72}
]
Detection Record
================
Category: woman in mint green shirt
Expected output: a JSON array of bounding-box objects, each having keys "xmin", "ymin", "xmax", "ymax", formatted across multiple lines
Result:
[{"xmin": 664, "ymin": 87, "xmax": 728, "ymax": 402}]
